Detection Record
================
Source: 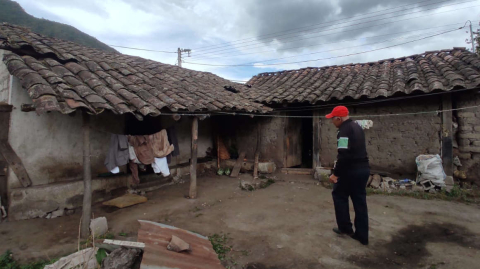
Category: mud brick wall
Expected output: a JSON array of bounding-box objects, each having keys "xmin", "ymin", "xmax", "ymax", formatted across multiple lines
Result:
[
  {"xmin": 456, "ymin": 91, "xmax": 480, "ymax": 183},
  {"xmin": 320, "ymin": 96, "xmax": 442, "ymax": 177},
  {"xmin": 215, "ymin": 116, "xmax": 285, "ymax": 168}
]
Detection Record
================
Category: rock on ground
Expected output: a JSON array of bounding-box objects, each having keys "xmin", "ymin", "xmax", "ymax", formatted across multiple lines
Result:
[{"xmin": 102, "ymin": 247, "xmax": 142, "ymax": 269}]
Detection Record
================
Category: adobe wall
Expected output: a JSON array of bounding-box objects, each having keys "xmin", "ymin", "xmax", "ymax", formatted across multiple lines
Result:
[
  {"xmin": 7, "ymin": 76, "xmax": 125, "ymax": 188},
  {"xmin": 320, "ymin": 96, "xmax": 442, "ymax": 178},
  {"xmin": 455, "ymin": 91, "xmax": 480, "ymax": 184},
  {"xmin": 215, "ymin": 116, "xmax": 285, "ymax": 168}
]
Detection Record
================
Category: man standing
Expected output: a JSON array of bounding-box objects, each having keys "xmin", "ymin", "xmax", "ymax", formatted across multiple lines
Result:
[{"xmin": 326, "ymin": 106, "xmax": 370, "ymax": 245}]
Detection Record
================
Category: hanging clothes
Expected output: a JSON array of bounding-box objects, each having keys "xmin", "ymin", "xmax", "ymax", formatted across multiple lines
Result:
[
  {"xmin": 128, "ymin": 135, "xmax": 155, "ymax": 165},
  {"xmin": 151, "ymin": 157, "xmax": 170, "ymax": 176},
  {"xmin": 110, "ymin": 167, "xmax": 120, "ymax": 174},
  {"xmin": 105, "ymin": 134, "xmax": 129, "ymax": 172},
  {"xmin": 149, "ymin": 130, "xmax": 174, "ymax": 158}
]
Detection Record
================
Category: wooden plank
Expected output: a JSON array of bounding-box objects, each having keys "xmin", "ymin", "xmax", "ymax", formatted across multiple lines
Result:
[
  {"xmin": 285, "ymin": 116, "xmax": 302, "ymax": 167},
  {"xmin": 0, "ymin": 140, "xmax": 32, "ymax": 187},
  {"xmin": 103, "ymin": 194, "xmax": 148, "ymax": 208},
  {"xmin": 442, "ymin": 94, "xmax": 453, "ymax": 176},
  {"xmin": 81, "ymin": 113, "xmax": 92, "ymax": 238},
  {"xmin": 312, "ymin": 111, "xmax": 321, "ymax": 168},
  {"xmin": 253, "ymin": 121, "xmax": 261, "ymax": 179},
  {"xmin": 189, "ymin": 117, "xmax": 198, "ymax": 199},
  {"xmin": 281, "ymin": 168, "xmax": 313, "ymax": 175},
  {"xmin": 230, "ymin": 151, "xmax": 246, "ymax": 178},
  {"xmin": 0, "ymin": 105, "xmax": 13, "ymax": 112}
]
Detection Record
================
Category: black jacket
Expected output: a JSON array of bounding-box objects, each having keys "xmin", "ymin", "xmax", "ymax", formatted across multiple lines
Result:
[{"xmin": 334, "ymin": 119, "xmax": 369, "ymax": 177}]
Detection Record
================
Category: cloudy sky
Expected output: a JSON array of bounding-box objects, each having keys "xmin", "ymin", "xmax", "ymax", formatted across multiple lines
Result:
[{"xmin": 14, "ymin": 0, "xmax": 480, "ymax": 81}]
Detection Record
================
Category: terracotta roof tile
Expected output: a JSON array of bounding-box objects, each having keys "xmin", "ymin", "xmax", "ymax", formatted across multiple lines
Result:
[
  {"xmin": 241, "ymin": 48, "xmax": 480, "ymax": 104},
  {"xmin": 0, "ymin": 23, "xmax": 270, "ymax": 117}
]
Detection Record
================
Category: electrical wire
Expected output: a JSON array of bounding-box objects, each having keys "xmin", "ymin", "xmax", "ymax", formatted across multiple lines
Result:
[
  {"xmin": 183, "ymin": 28, "xmax": 462, "ymax": 67},
  {"xmin": 192, "ymin": 0, "xmax": 459, "ymax": 52},
  {"xmin": 191, "ymin": 22, "xmax": 473, "ymax": 61},
  {"xmin": 191, "ymin": 0, "xmax": 478, "ymax": 57},
  {"xmin": 232, "ymin": 29, "xmax": 455, "ymax": 65},
  {"xmin": 109, "ymin": 45, "xmax": 177, "ymax": 53}
]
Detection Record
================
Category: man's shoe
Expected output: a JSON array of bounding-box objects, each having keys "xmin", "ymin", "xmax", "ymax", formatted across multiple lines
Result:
[
  {"xmin": 333, "ymin": 228, "xmax": 354, "ymax": 236},
  {"xmin": 350, "ymin": 234, "xmax": 368, "ymax": 245}
]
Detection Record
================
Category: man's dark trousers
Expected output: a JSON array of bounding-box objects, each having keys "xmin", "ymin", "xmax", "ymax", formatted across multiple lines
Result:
[{"xmin": 332, "ymin": 167, "xmax": 370, "ymax": 243}]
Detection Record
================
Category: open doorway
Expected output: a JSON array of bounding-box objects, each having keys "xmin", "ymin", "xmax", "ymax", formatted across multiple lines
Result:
[{"xmin": 284, "ymin": 111, "xmax": 313, "ymax": 168}]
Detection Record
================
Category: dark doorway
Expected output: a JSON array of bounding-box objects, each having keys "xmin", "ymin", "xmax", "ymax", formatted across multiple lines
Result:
[
  {"xmin": 0, "ymin": 105, "xmax": 11, "ymax": 209},
  {"xmin": 301, "ymin": 115, "xmax": 313, "ymax": 168}
]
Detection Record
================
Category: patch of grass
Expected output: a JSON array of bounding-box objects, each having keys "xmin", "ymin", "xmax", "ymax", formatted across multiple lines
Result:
[
  {"xmin": 97, "ymin": 232, "xmax": 115, "ymax": 240},
  {"xmin": 118, "ymin": 232, "xmax": 128, "ymax": 237},
  {"xmin": 259, "ymin": 178, "xmax": 275, "ymax": 189},
  {"xmin": 366, "ymin": 184, "xmax": 479, "ymax": 205},
  {"xmin": 209, "ymin": 233, "xmax": 232, "ymax": 261},
  {"xmin": 0, "ymin": 250, "xmax": 58, "ymax": 269}
]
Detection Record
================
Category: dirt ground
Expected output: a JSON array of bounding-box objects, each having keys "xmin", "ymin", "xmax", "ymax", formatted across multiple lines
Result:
[{"xmin": 1, "ymin": 172, "xmax": 480, "ymax": 269}]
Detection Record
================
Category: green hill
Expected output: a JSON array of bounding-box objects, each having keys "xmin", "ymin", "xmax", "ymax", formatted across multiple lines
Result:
[{"xmin": 0, "ymin": 0, "xmax": 116, "ymax": 52}]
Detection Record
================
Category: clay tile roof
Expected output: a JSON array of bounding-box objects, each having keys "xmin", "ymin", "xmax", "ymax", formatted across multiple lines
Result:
[
  {"xmin": 0, "ymin": 23, "xmax": 270, "ymax": 118},
  {"xmin": 240, "ymin": 48, "xmax": 480, "ymax": 104}
]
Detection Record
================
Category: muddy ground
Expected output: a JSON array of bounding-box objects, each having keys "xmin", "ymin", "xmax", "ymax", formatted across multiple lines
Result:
[{"xmin": 1, "ymin": 173, "xmax": 480, "ymax": 269}]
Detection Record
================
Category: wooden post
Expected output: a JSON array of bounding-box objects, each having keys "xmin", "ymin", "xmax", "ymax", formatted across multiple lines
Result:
[
  {"xmin": 253, "ymin": 121, "xmax": 261, "ymax": 179},
  {"xmin": 80, "ymin": 112, "xmax": 92, "ymax": 238},
  {"xmin": 312, "ymin": 110, "xmax": 321, "ymax": 168},
  {"xmin": 189, "ymin": 117, "xmax": 198, "ymax": 199},
  {"xmin": 442, "ymin": 94, "xmax": 453, "ymax": 176}
]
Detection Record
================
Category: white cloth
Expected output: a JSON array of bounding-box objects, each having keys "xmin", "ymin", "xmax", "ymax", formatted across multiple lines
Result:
[
  {"xmin": 355, "ymin": 120, "xmax": 373, "ymax": 130},
  {"xmin": 151, "ymin": 157, "xmax": 170, "ymax": 176},
  {"xmin": 110, "ymin": 167, "xmax": 120, "ymax": 174}
]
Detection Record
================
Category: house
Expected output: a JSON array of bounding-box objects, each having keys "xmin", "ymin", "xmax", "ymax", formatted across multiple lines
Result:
[
  {"xmin": 0, "ymin": 23, "xmax": 270, "ymax": 221},
  {"xmin": 235, "ymin": 48, "xmax": 480, "ymax": 183}
]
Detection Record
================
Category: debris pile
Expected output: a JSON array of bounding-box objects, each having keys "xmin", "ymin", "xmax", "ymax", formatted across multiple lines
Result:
[
  {"xmin": 367, "ymin": 174, "xmax": 454, "ymax": 193},
  {"xmin": 240, "ymin": 178, "xmax": 275, "ymax": 191}
]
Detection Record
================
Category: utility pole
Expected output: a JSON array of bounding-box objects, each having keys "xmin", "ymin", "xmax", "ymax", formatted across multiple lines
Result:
[
  {"xmin": 177, "ymin": 48, "xmax": 191, "ymax": 67},
  {"xmin": 465, "ymin": 20, "xmax": 476, "ymax": 54}
]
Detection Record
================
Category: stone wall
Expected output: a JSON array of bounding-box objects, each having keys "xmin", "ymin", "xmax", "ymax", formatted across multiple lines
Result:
[
  {"xmin": 455, "ymin": 91, "xmax": 480, "ymax": 183},
  {"xmin": 320, "ymin": 96, "xmax": 442, "ymax": 178}
]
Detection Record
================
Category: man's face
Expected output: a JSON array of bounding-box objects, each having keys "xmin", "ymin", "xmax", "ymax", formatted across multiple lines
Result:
[{"xmin": 331, "ymin": 117, "xmax": 342, "ymax": 128}]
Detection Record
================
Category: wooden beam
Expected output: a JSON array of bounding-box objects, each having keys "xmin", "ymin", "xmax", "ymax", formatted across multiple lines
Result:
[
  {"xmin": 20, "ymin": 104, "xmax": 35, "ymax": 112},
  {"xmin": 230, "ymin": 151, "xmax": 246, "ymax": 178},
  {"xmin": 189, "ymin": 117, "xmax": 199, "ymax": 199},
  {"xmin": 172, "ymin": 114, "xmax": 181, "ymax": 121},
  {"xmin": 0, "ymin": 105, "xmax": 13, "ymax": 112},
  {"xmin": 281, "ymin": 168, "xmax": 313, "ymax": 175},
  {"xmin": 441, "ymin": 94, "xmax": 453, "ymax": 176},
  {"xmin": 81, "ymin": 113, "xmax": 92, "ymax": 238},
  {"xmin": 313, "ymin": 110, "xmax": 321, "ymax": 168},
  {"xmin": 253, "ymin": 121, "xmax": 261, "ymax": 179},
  {"xmin": 0, "ymin": 140, "xmax": 32, "ymax": 187}
]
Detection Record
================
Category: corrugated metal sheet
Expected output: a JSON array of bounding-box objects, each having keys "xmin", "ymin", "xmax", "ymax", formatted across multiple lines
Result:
[{"xmin": 137, "ymin": 220, "xmax": 224, "ymax": 269}]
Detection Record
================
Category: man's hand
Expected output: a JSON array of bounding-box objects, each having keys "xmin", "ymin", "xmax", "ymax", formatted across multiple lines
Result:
[{"xmin": 329, "ymin": 174, "xmax": 338, "ymax": 184}]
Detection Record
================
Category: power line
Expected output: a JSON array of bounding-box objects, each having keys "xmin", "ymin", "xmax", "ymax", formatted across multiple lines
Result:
[
  {"xmin": 109, "ymin": 45, "xmax": 177, "ymax": 53},
  {"xmin": 191, "ymin": 0, "xmax": 453, "ymax": 52},
  {"xmin": 183, "ymin": 28, "xmax": 462, "ymax": 67},
  {"xmin": 234, "ymin": 29, "xmax": 455, "ymax": 65},
  {"xmin": 191, "ymin": 0, "xmax": 477, "ymax": 56},
  {"xmin": 190, "ymin": 22, "xmax": 472, "ymax": 61}
]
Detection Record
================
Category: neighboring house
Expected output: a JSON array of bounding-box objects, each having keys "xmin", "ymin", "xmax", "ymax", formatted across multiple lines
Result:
[
  {"xmin": 0, "ymin": 23, "xmax": 270, "ymax": 220},
  {"xmin": 237, "ymin": 48, "xmax": 480, "ymax": 183}
]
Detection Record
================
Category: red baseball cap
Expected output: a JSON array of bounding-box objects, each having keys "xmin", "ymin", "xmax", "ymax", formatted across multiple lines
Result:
[{"xmin": 325, "ymin": 106, "xmax": 349, "ymax": 118}]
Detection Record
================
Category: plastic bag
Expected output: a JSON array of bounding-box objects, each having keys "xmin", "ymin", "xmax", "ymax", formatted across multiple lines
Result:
[{"xmin": 415, "ymin": 154, "xmax": 446, "ymax": 187}]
